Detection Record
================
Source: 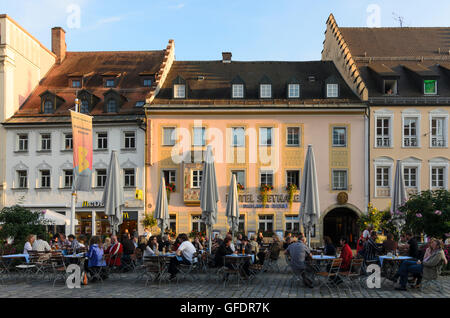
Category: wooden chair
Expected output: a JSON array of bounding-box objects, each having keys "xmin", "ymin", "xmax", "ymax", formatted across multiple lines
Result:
[
  {"xmin": 339, "ymin": 258, "xmax": 364, "ymax": 293},
  {"xmin": 316, "ymin": 258, "xmax": 343, "ymax": 292},
  {"xmin": 420, "ymin": 262, "xmax": 445, "ymax": 293},
  {"xmin": 50, "ymin": 254, "xmax": 68, "ymax": 287},
  {"xmin": 177, "ymin": 252, "xmax": 199, "ymax": 283}
]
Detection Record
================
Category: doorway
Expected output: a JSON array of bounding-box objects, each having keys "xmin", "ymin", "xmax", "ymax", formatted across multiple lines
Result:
[{"xmin": 323, "ymin": 207, "xmax": 359, "ymax": 248}]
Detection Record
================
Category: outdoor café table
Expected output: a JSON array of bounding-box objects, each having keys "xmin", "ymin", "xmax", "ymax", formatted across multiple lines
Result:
[
  {"xmin": 310, "ymin": 255, "xmax": 336, "ymax": 272},
  {"xmin": 145, "ymin": 253, "xmax": 176, "ymax": 282},
  {"xmin": 225, "ymin": 254, "xmax": 252, "ymax": 281},
  {"xmin": 228, "ymin": 253, "xmax": 255, "ymax": 264},
  {"xmin": 64, "ymin": 253, "xmax": 86, "ymax": 265},
  {"xmin": 379, "ymin": 255, "xmax": 413, "ymax": 283},
  {"xmin": 1, "ymin": 254, "xmax": 30, "ymax": 263}
]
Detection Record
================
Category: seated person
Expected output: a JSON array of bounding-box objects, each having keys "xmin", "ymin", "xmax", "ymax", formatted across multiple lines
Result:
[
  {"xmin": 285, "ymin": 235, "xmax": 314, "ymax": 288},
  {"xmin": 323, "ymin": 236, "xmax": 336, "ymax": 256},
  {"xmin": 105, "ymin": 235, "xmax": 122, "ymax": 266},
  {"xmin": 258, "ymin": 234, "xmax": 282, "ymax": 265},
  {"xmin": 23, "ymin": 234, "xmax": 35, "ymax": 254},
  {"xmin": 241, "ymin": 236, "xmax": 252, "ymax": 255},
  {"xmin": 339, "ymin": 237, "xmax": 354, "ymax": 272},
  {"xmin": 383, "ymin": 233, "xmax": 398, "ymax": 254},
  {"xmin": 168, "ymin": 234, "xmax": 196, "ymax": 280},
  {"xmin": 214, "ymin": 237, "xmax": 235, "ymax": 268},
  {"xmin": 158, "ymin": 234, "xmax": 171, "ymax": 252},
  {"xmin": 120, "ymin": 234, "xmax": 135, "ymax": 270},
  {"xmin": 68, "ymin": 234, "xmax": 81, "ymax": 252},
  {"xmin": 248, "ymin": 235, "xmax": 259, "ymax": 255},
  {"xmin": 363, "ymin": 231, "xmax": 383, "ymax": 263},
  {"xmin": 392, "ymin": 239, "xmax": 447, "ymax": 291},
  {"xmin": 193, "ymin": 237, "xmax": 204, "ymax": 251},
  {"xmin": 87, "ymin": 236, "xmax": 107, "ymax": 281},
  {"xmin": 405, "ymin": 232, "xmax": 419, "ymax": 260},
  {"xmin": 32, "ymin": 234, "xmax": 51, "ymax": 252}
]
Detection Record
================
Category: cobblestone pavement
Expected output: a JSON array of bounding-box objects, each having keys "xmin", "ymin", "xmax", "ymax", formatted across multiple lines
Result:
[{"xmin": 1, "ymin": 258, "xmax": 449, "ymax": 298}]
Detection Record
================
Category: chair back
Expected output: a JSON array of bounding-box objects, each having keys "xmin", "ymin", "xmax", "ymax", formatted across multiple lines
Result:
[
  {"xmin": 329, "ymin": 258, "xmax": 342, "ymax": 275},
  {"xmin": 349, "ymin": 258, "xmax": 363, "ymax": 275}
]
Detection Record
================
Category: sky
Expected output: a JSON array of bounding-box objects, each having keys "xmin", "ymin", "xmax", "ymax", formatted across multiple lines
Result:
[{"xmin": 2, "ymin": 0, "xmax": 450, "ymax": 61}]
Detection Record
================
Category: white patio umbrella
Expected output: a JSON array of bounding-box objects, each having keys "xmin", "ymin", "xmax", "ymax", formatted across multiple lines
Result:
[
  {"xmin": 391, "ymin": 160, "xmax": 408, "ymax": 233},
  {"xmin": 200, "ymin": 145, "xmax": 219, "ymax": 252},
  {"xmin": 225, "ymin": 174, "xmax": 240, "ymax": 239},
  {"xmin": 299, "ymin": 145, "xmax": 321, "ymax": 248},
  {"xmin": 41, "ymin": 209, "xmax": 72, "ymax": 226},
  {"xmin": 102, "ymin": 150, "xmax": 124, "ymax": 235},
  {"xmin": 154, "ymin": 176, "xmax": 170, "ymax": 236}
]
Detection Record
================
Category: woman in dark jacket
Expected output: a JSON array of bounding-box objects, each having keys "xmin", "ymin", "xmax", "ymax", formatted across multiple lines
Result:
[
  {"xmin": 323, "ymin": 236, "xmax": 337, "ymax": 256},
  {"xmin": 214, "ymin": 238, "xmax": 234, "ymax": 267}
]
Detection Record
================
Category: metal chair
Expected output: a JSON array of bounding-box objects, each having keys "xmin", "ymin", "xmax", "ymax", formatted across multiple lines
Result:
[
  {"xmin": 420, "ymin": 263, "xmax": 445, "ymax": 293},
  {"xmin": 176, "ymin": 252, "xmax": 199, "ymax": 283},
  {"xmin": 339, "ymin": 258, "xmax": 364, "ymax": 293},
  {"xmin": 50, "ymin": 253, "xmax": 68, "ymax": 287},
  {"xmin": 223, "ymin": 256, "xmax": 250, "ymax": 288},
  {"xmin": 315, "ymin": 258, "xmax": 343, "ymax": 292}
]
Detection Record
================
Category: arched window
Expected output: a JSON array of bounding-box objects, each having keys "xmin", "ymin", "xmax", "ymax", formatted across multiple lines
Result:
[
  {"xmin": 107, "ymin": 99, "xmax": 117, "ymax": 113},
  {"xmin": 43, "ymin": 100, "xmax": 54, "ymax": 114},
  {"xmin": 80, "ymin": 99, "xmax": 89, "ymax": 113}
]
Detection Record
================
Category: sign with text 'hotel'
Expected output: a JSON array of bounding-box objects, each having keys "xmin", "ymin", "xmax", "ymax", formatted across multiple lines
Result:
[{"xmin": 70, "ymin": 110, "xmax": 93, "ymax": 191}]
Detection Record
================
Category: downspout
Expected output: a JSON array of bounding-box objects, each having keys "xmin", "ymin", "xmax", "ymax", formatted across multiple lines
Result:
[{"xmin": 365, "ymin": 102, "xmax": 371, "ymax": 214}]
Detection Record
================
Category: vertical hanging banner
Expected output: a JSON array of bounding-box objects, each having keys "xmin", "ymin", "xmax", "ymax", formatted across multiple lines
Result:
[{"xmin": 70, "ymin": 110, "xmax": 93, "ymax": 191}]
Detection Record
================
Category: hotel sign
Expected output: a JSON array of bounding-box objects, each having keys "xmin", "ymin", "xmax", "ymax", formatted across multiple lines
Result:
[{"xmin": 225, "ymin": 193, "xmax": 300, "ymax": 209}]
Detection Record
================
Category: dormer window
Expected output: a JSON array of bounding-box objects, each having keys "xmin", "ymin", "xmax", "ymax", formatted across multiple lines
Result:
[
  {"xmin": 135, "ymin": 101, "xmax": 145, "ymax": 107},
  {"xmin": 174, "ymin": 84, "xmax": 186, "ymax": 99},
  {"xmin": 288, "ymin": 84, "xmax": 300, "ymax": 98},
  {"xmin": 143, "ymin": 79, "xmax": 152, "ymax": 87},
  {"xmin": 424, "ymin": 80, "xmax": 437, "ymax": 95},
  {"xmin": 232, "ymin": 84, "xmax": 244, "ymax": 98},
  {"xmin": 326, "ymin": 83, "xmax": 339, "ymax": 98},
  {"xmin": 106, "ymin": 99, "xmax": 117, "ymax": 113},
  {"xmin": 384, "ymin": 80, "xmax": 398, "ymax": 95},
  {"xmin": 43, "ymin": 100, "xmax": 54, "ymax": 114},
  {"xmin": 260, "ymin": 84, "xmax": 272, "ymax": 98},
  {"xmin": 71, "ymin": 79, "xmax": 81, "ymax": 88},
  {"xmin": 105, "ymin": 79, "xmax": 115, "ymax": 88},
  {"xmin": 80, "ymin": 99, "xmax": 89, "ymax": 114}
]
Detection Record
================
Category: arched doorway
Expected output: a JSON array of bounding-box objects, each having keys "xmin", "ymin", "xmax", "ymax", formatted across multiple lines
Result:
[{"xmin": 323, "ymin": 207, "xmax": 359, "ymax": 248}]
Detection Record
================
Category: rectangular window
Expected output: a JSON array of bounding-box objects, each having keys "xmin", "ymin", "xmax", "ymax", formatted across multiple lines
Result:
[
  {"xmin": 232, "ymin": 127, "xmax": 245, "ymax": 147},
  {"xmin": 286, "ymin": 170, "xmax": 300, "ymax": 188},
  {"xmin": 327, "ymin": 84, "xmax": 339, "ymax": 98},
  {"xmin": 174, "ymin": 84, "xmax": 186, "ymax": 98},
  {"xmin": 259, "ymin": 127, "xmax": 273, "ymax": 146},
  {"xmin": 96, "ymin": 169, "xmax": 107, "ymax": 187},
  {"xmin": 285, "ymin": 215, "xmax": 300, "ymax": 233},
  {"xmin": 424, "ymin": 80, "xmax": 437, "ymax": 95},
  {"xmin": 232, "ymin": 84, "xmax": 244, "ymax": 98},
  {"xmin": 163, "ymin": 170, "xmax": 176, "ymax": 185},
  {"xmin": 17, "ymin": 170, "xmax": 27, "ymax": 188},
  {"xmin": 169, "ymin": 214, "xmax": 177, "ymax": 233},
  {"xmin": 40, "ymin": 134, "xmax": 51, "ymax": 151},
  {"xmin": 376, "ymin": 118, "xmax": 391, "ymax": 147},
  {"xmin": 258, "ymin": 215, "xmax": 273, "ymax": 232},
  {"xmin": 191, "ymin": 215, "xmax": 206, "ymax": 233},
  {"xmin": 124, "ymin": 169, "xmax": 135, "ymax": 187},
  {"xmin": 238, "ymin": 215, "xmax": 245, "ymax": 233},
  {"xmin": 64, "ymin": 133, "xmax": 73, "ymax": 150},
  {"xmin": 143, "ymin": 79, "xmax": 152, "ymax": 87},
  {"xmin": 403, "ymin": 118, "xmax": 418, "ymax": 147},
  {"xmin": 105, "ymin": 79, "xmax": 115, "ymax": 87},
  {"xmin": 260, "ymin": 171, "xmax": 274, "ymax": 187},
  {"xmin": 260, "ymin": 84, "xmax": 272, "ymax": 98},
  {"xmin": 40, "ymin": 170, "xmax": 51, "ymax": 188},
  {"xmin": 376, "ymin": 167, "xmax": 390, "ymax": 187},
  {"xmin": 288, "ymin": 84, "xmax": 300, "ymax": 98},
  {"xmin": 18, "ymin": 134, "xmax": 28, "ymax": 151},
  {"xmin": 332, "ymin": 170, "xmax": 348, "ymax": 190},
  {"xmin": 431, "ymin": 167, "xmax": 445, "ymax": 188},
  {"xmin": 286, "ymin": 127, "xmax": 300, "ymax": 146},
  {"xmin": 72, "ymin": 80, "xmax": 81, "ymax": 88},
  {"xmin": 231, "ymin": 170, "xmax": 245, "ymax": 188},
  {"xmin": 163, "ymin": 127, "xmax": 176, "ymax": 146},
  {"xmin": 193, "ymin": 127, "xmax": 206, "ymax": 146},
  {"xmin": 384, "ymin": 80, "xmax": 398, "ymax": 95},
  {"xmin": 403, "ymin": 167, "xmax": 417, "ymax": 188},
  {"xmin": 97, "ymin": 132, "xmax": 108, "ymax": 150},
  {"xmin": 332, "ymin": 127, "xmax": 347, "ymax": 147},
  {"xmin": 63, "ymin": 170, "xmax": 73, "ymax": 188},
  {"xmin": 124, "ymin": 131, "xmax": 136, "ymax": 149},
  {"xmin": 191, "ymin": 170, "xmax": 203, "ymax": 188},
  {"xmin": 431, "ymin": 118, "xmax": 445, "ymax": 147}
]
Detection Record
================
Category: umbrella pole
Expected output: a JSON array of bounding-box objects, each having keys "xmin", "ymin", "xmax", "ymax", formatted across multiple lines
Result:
[{"xmin": 208, "ymin": 225, "xmax": 212, "ymax": 252}]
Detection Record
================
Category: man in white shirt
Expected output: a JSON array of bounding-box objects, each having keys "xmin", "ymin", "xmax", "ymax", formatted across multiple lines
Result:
[
  {"xmin": 169, "ymin": 233, "xmax": 196, "ymax": 279},
  {"xmin": 32, "ymin": 234, "xmax": 51, "ymax": 252},
  {"xmin": 362, "ymin": 225, "xmax": 372, "ymax": 240}
]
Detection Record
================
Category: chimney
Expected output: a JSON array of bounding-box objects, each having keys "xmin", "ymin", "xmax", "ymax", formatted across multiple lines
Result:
[
  {"xmin": 222, "ymin": 52, "xmax": 232, "ymax": 63},
  {"xmin": 52, "ymin": 27, "xmax": 67, "ymax": 64}
]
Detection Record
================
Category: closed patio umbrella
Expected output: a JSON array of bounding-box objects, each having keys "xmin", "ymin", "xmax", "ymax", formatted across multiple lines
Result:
[
  {"xmin": 391, "ymin": 160, "xmax": 407, "ymax": 233},
  {"xmin": 154, "ymin": 176, "xmax": 170, "ymax": 236},
  {"xmin": 226, "ymin": 174, "xmax": 240, "ymax": 239},
  {"xmin": 102, "ymin": 150, "xmax": 124, "ymax": 235},
  {"xmin": 299, "ymin": 145, "xmax": 320, "ymax": 248},
  {"xmin": 200, "ymin": 145, "xmax": 219, "ymax": 252}
]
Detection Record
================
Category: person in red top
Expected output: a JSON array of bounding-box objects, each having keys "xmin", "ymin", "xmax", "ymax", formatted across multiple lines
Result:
[
  {"xmin": 356, "ymin": 234, "xmax": 365, "ymax": 256},
  {"xmin": 339, "ymin": 237, "xmax": 353, "ymax": 271},
  {"xmin": 105, "ymin": 235, "xmax": 123, "ymax": 266}
]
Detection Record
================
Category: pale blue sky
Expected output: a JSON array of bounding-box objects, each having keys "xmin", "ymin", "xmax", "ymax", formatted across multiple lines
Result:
[{"xmin": 2, "ymin": 0, "xmax": 450, "ymax": 61}]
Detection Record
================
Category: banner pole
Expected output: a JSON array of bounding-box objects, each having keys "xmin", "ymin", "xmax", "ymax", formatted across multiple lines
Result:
[{"xmin": 70, "ymin": 98, "xmax": 80, "ymax": 236}]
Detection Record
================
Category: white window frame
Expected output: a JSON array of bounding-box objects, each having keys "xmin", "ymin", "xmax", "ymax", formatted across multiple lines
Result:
[
  {"xmin": 39, "ymin": 170, "xmax": 51, "ymax": 188},
  {"xmin": 17, "ymin": 133, "xmax": 29, "ymax": 152},
  {"xmin": 39, "ymin": 133, "xmax": 52, "ymax": 151},
  {"xmin": 259, "ymin": 127, "xmax": 273, "ymax": 146},
  {"xmin": 285, "ymin": 215, "xmax": 300, "ymax": 233},
  {"xmin": 332, "ymin": 169, "xmax": 348, "ymax": 190},
  {"xmin": 332, "ymin": 126, "xmax": 347, "ymax": 147},
  {"xmin": 429, "ymin": 158, "xmax": 449, "ymax": 190},
  {"xmin": 258, "ymin": 215, "xmax": 274, "ymax": 232},
  {"xmin": 429, "ymin": 109, "xmax": 448, "ymax": 148},
  {"xmin": 162, "ymin": 127, "xmax": 176, "ymax": 146},
  {"xmin": 191, "ymin": 215, "xmax": 205, "ymax": 233},
  {"xmin": 402, "ymin": 109, "xmax": 421, "ymax": 148},
  {"xmin": 96, "ymin": 169, "xmax": 107, "ymax": 188},
  {"xmin": 191, "ymin": 170, "xmax": 203, "ymax": 188},
  {"xmin": 16, "ymin": 170, "xmax": 28, "ymax": 189},
  {"xmin": 286, "ymin": 170, "xmax": 300, "ymax": 188},
  {"xmin": 96, "ymin": 132, "xmax": 108, "ymax": 150},
  {"xmin": 163, "ymin": 170, "xmax": 177, "ymax": 185},
  {"xmin": 174, "ymin": 84, "xmax": 186, "ymax": 99},
  {"xmin": 124, "ymin": 168, "xmax": 136, "ymax": 187},
  {"xmin": 260, "ymin": 84, "xmax": 272, "ymax": 99},
  {"xmin": 231, "ymin": 127, "xmax": 245, "ymax": 147},
  {"xmin": 192, "ymin": 127, "xmax": 206, "ymax": 146},
  {"xmin": 401, "ymin": 157, "xmax": 422, "ymax": 194},
  {"xmin": 232, "ymin": 84, "xmax": 244, "ymax": 98},
  {"xmin": 231, "ymin": 170, "xmax": 246, "ymax": 188},
  {"xmin": 326, "ymin": 83, "xmax": 339, "ymax": 98},
  {"xmin": 374, "ymin": 109, "xmax": 394, "ymax": 148},
  {"xmin": 374, "ymin": 157, "xmax": 394, "ymax": 198},
  {"xmin": 63, "ymin": 132, "xmax": 73, "ymax": 151},
  {"xmin": 286, "ymin": 127, "xmax": 300, "ymax": 146},
  {"xmin": 260, "ymin": 170, "xmax": 274, "ymax": 187},
  {"xmin": 383, "ymin": 79, "xmax": 398, "ymax": 95},
  {"xmin": 288, "ymin": 84, "xmax": 300, "ymax": 98},
  {"xmin": 63, "ymin": 169, "xmax": 73, "ymax": 188},
  {"xmin": 124, "ymin": 131, "xmax": 136, "ymax": 149}
]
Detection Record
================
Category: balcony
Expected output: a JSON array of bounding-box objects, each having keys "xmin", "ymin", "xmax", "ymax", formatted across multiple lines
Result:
[
  {"xmin": 403, "ymin": 137, "xmax": 418, "ymax": 147},
  {"xmin": 431, "ymin": 137, "xmax": 445, "ymax": 147},
  {"xmin": 376, "ymin": 137, "xmax": 391, "ymax": 147}
]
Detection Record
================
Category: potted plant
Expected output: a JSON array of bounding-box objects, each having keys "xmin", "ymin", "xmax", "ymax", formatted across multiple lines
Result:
[
  {"xmin": 237, "ymin": 183, "xmax": 245, "ymax": 192},
  {"xmin": 141, "ymin": 212, "xmax": 158, "ymax": 233},
  {"xmin": 286, "ymin": 183, "xmax": 298, "ymax": 210},
  {"xmin": 166, "ymin": 182, "xmax": 176, "ymax": 203},
  {"xmin": 260, "ymin": 184, "xmax": 274, "ymax": 208}
]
